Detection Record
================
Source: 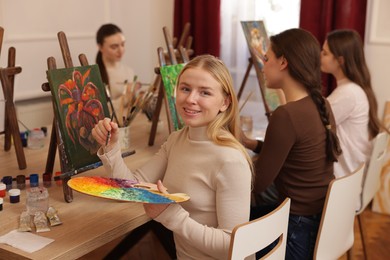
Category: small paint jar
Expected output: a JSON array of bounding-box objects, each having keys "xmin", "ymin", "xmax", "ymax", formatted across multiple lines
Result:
[
  {"xmin": 0, "ymin": 198, "xmax": 3, "ymax": 211},
  {"xmin": 27, "ymin": 128, "xmax": 45, "ymax": 149},
  {"xmin": 29, "ymin": 173, "xmax": 39, "ymax": 187},
  {"xmin": 0, "ymin": 183, "xmax": 6, "ymax": 198},
  {"xmin": 20, "ymin": 132, "xmax": 28, "ymax": 147},
  {"xmin": 2, "ymin": 176, "xmax": 13, "ymax": 190},
  {"xmin": 9, "ymin": 189, "xmax": 21, "ymax": 203},
  {"xmin": 16, "ymin": 175, "xmax": 26, "ymax": 190},
  {"xmin": 26, "ymin": 187, "xmax": 49, "ymax": 215},
  {"xmin": 43, "ymin": 173, "xmax": 51, "ymax": 188}
]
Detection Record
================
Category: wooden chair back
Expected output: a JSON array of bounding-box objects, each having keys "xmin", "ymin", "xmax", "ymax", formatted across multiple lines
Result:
[
  {"xmin": 358, "ymin": 132, "xmax": 389, "ymax": 214},
  {"xmin": 313, "ymin": 163, "xmax": 365, "ymax": 260},
  {"xmin": 228, "ymin": 198, "xmax": 291, "ymax": 260}
]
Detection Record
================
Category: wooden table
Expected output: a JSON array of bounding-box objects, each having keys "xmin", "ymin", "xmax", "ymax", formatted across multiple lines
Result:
[
  {"xmin": 0, "ymin": 112, "xmax": 169, "ymax": 259},
  {"xmin": 0, "ymin": 180, "xmax": 150, "ymax": 260}
]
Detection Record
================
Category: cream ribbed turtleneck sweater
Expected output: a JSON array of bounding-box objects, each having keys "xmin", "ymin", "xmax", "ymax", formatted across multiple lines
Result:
[{"xmin": 98, "ymin": 126, "xmax": 252, "ymax": 259}]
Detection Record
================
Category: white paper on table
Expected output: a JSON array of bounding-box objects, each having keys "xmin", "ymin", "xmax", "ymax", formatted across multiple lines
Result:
[{"xmin": 0, "ymin": 230, "xmax": 54, "ymax": 253}]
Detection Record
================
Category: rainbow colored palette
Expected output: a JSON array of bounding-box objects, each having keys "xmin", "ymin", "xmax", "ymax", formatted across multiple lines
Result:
[{"xmin": 67, "ymin": 176, "xmax": 190, "ymax": 204}]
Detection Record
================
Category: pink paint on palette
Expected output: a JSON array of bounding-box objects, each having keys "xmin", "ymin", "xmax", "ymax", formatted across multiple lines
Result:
[{"xmin": 67, "ymin": 176, "xmax": 189, "ymax": 204}]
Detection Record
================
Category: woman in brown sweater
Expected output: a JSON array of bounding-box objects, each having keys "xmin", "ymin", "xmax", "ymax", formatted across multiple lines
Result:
[{"xmin": 242, "ymin": 28, "xmax": 342, "ymax": 259}]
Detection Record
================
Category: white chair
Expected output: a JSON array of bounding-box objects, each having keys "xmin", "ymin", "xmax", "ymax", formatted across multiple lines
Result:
[
  {"xmin": 356, "ymin": 132, "xmax": 389, "ymax": 259},
  {"xmin": 228, "ymin": 198, "xmax": 291, "ymax": 260},
  {"xmin": 313, "ymin": 163, "xmax": 365, "ymax": 260}
]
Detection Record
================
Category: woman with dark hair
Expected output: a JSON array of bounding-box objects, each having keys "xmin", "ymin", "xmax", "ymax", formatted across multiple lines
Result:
[
  {"xmin": 242, "ymin": 28, "xmax": 342, "ymax": 259},
  {"xmin": 96, "ymin": 23, "xmax": 140, "ymax": 124},
  {"xmin": 321, "ymin": 29, "xmax": 387, "ymax": 178}
]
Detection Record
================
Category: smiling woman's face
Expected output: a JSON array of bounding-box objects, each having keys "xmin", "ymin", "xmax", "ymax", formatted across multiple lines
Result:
[{"xmin": 175, "ymin": 67, "xmax": 230, "ymax": 128}]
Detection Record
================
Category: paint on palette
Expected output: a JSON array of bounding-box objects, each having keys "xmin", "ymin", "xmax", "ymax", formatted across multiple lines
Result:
[{"xmin": 67, "ymin": 176, "xmax": 190, "ymax": 204}]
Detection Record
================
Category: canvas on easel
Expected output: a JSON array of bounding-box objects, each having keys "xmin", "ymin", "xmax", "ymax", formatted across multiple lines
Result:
[
  {"xmin": 240, "ymin": 20, "xmax": 285, "ymax": 118},
  {"xmin": 148, "ymin": 25, "xmax": 192, "ymax": 145},
  {"xmin": 47, "ymin": 65, "xmax": 109, "ymax": 171},
  {"xmin": 42, "ymin": 31, "xmax": 134, "ymax": 203},
  {"xmin": 160, "ymin": 63, "xmax": 185, "ymax": 131},
  {"xmin": 372, "ymin": 100, "xmax": 390, "ymax": 215}
]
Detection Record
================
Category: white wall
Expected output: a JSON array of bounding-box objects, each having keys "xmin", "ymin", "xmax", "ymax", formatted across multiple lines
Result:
[
  {"xmin": 0, "ymin": 0, "xmax": 174, "ymax": 130},
  {"xmin": 364, "ymin": 0, "xmax": 390, "ymax": 118}
]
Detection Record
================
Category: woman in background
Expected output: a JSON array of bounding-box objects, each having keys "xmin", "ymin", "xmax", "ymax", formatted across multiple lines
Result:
[
  {"xmin": 92, "ymin": 55, "xmax": 253, "ymax": 259},
  {"xmin": 321, "ymin": 29, "xmax": 386, "ymax": 178},
  {"xmin": 242, "ymin": 28, "xmax": 341, "ymax": 259},
  {"xmin": 96, "ymin": 23, "xmax": 140, "ymax": 125}
]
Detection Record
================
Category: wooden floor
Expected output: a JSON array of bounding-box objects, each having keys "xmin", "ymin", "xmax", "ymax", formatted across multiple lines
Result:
[{"xmin": 1, "ymin": 112, "xmax": 390, "ymax": 260}]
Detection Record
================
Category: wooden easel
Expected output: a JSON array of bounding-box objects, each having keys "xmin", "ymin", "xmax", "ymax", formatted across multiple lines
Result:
[
  {"xmin": 41, "ymin": 32, "xmax": 107, "ymax": 202},
  {"xmin": 148, "ymin": 25, "xmax": 192, "ymax": 146},
  {"xmin": 0, "ymin": 27, "xmax": 27, "ymax": 169},
  {"xmin": 236, "ymin": 57, "xmax": 273, "ymax": 120}
]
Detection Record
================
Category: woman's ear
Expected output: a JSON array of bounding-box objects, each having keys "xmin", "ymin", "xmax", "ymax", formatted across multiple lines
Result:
[
  {"xmin": 280, "ymin": 56, "xmax": 288, "ymax": 71},
  {"xmin": 220, "ymin": 95, "xmax": 231, "ymax": 112},
  {"xmin": 337, "ymin": 56, "xmax": 345, "ymax": 65},
  {"xmin": 98, "ymin": 44, "xmax": 103, "ymax": 52}
]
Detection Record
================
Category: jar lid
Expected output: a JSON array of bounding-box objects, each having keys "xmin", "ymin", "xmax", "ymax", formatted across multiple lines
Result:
[
  {"xmin": 9, "ymin": 189, "xmax": 21, "ymax": 196},
  {"xmin": 0, "ymin": 198, "xmax": 3, "ymax": 203},
  {"xmin": 0, "ymin": 183, "xmax": 6, "ymax": 189}
]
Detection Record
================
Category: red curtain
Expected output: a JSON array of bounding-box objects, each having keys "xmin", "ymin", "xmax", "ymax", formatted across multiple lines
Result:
[
  {"xmin": 174, "ymin": 0, "xmax": 221, "ymax": 57},
  {"xmin": 300, "ymin": 0, "xmax": 367, "ymax": 95}
]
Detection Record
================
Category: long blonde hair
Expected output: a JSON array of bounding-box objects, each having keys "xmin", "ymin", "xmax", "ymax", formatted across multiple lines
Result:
[{"xmin": 177, "ymin": 55, "xmax": 254, "ymax": 174}]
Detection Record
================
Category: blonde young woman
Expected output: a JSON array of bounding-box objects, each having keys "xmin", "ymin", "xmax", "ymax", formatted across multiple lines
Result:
[{"xmin": 92, "ymin": 55, "xmax": 253, "ymax": 259}]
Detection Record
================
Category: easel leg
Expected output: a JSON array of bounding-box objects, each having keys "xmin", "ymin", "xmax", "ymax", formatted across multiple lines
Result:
[
  {"xmin": 9, "ymin": 113, "xmax": 26, "ymax": 169},
  {"xmin": 148, "ymin": 76, "xmax": 163, "ymax": 146},
  {"xmin": 4, "ymin": 105, "xmax": 11, "ymax": 151},
  {"xmin": 1, "ymin": 69, "xmax": 26, "ymax": 169},
  {"xmin": 237, "ymin": 58, "xmax": 253, "ymax": 100},
  {"xmin": 62, "ymin": 176, "xmax": 73, "ymax": 203},
  {"xmin": 45, "ymin": 120, "xmax": 57, "ymax": 177}
]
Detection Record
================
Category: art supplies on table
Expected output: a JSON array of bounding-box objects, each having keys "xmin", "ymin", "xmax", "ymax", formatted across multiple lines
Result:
[
  {"xmin": 108, "ymin": 75, "xmax": 155, "ymax": 128},
  {"xmin": 67, "ymin": 176, "xmax": 190, "ymax": 204}
]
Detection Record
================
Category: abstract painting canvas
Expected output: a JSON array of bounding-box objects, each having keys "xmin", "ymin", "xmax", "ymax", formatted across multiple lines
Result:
[
  {"xmin": 47, "ymin": 65, "xmax": 109, "ymax": 171},
  {"xmin": 241, "ymin": 20, "xmax": 283, "ymax": 113},
  {"xmin": 160, "ymin": 63, "xmax": 185, "ymax": 131}
]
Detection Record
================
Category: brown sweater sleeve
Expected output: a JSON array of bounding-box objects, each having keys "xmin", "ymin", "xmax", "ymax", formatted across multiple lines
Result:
[{"xmin": 254, "ymin": 106, "xmax": 296, "ymax": 192}]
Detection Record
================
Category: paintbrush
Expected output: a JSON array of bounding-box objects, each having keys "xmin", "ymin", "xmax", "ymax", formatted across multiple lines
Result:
[
  {"xmin": 239, "ymin": 91, "xmax": 254, "ymax": 113},
  {"xmin": 124, "ymin": 94, "xmax": 142, "ymax": 127},
  {"xmin": 104, "ymin": 86, "xmax": 119, "ymax": 124},
  {"xmin": 105, "ymin": 112, "xmax": 115, "ymax": 147},
  {"xmin": 130, "ymin": 75, "xmax": 138, "ymax": 92}
]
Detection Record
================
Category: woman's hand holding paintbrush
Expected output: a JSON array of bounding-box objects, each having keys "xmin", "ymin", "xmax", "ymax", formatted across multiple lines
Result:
[{"xmin": 91, "ymin": 114, "xmax": 119, "ymax": 153}]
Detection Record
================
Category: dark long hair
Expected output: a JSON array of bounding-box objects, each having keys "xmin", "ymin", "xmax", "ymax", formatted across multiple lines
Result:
[
  {"xmin": 270, "ymin": 28, "xmax": 342, "ymax": 162},
  {"xmin": 327, "ymin": 29, "xmax": 383, "ymax": 138},
  {"xmin": 96, "ymin": 23, "xmax": 122, "ymax": 85}
]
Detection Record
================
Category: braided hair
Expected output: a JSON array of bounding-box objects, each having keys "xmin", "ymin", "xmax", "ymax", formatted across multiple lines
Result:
[{"xmin": 270, "ymin": 28, "xmax": 342, "ymax": 162}]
